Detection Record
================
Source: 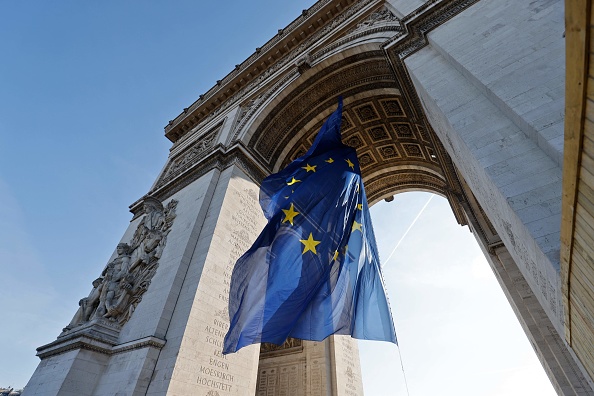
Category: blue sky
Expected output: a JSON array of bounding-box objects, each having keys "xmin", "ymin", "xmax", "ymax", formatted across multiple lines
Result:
[{"xmin": 0, "ymin": 1, "xmax": 555, "ymax": 394}]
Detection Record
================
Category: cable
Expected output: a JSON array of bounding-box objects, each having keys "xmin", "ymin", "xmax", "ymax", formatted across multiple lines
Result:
[
  {"xmin": 398, "ymin": 345, "xmax": 411, "ymax": 396},
  {"xmin": 380, "ymin": 194, "xmax": 434, "ymax": 394}
]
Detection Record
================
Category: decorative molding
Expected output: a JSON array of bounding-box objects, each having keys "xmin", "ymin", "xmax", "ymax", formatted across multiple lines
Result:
[
  {"xmin": 260, "ymin": 338, "xmax": 303, "ymax": 358},
  {"xmin": 165, "ymin": 0, "xmax": 377, "ymax": 142},
  {"xmin": 36, "ymin": 334, "xmax": 166, "ymax": 360},
  {"xmin": 157, "ymin": 122, "xmax": 223, "ymax": 189},
  {"xmin": 385, "ymin": 0, "xmax": 480, "ymax": 57},
  {"xmin": 248, "ymin": 51, "xmax": 392, "ymax": 166},
  {"xmin": 228, "ymin": 70, "xmax": 300, "ymax": 145},
  {"xmin": 132, "ymin": 144, "xmax": 267, "ymax": 208},
  {"xmin": 349, "ymin": 6, "xmax": 399, "ymax": 34},
  {"xmin": 381, "ymin": 0, "xmax": 480, "ymax": 123},
  {"xmin": 312, "ymin": 6, "xmax": 403, "ymax": 60}
]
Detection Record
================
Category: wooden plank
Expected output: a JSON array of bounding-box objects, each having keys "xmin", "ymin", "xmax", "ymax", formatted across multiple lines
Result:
[
  {"xmin": 574, "ymin": 214, "xmax": 594, "ymax": 256},
  {"xmin": 571, "ymin": 309, "xmax": 594, "ymax": 367},
  {"xmin": 588, "ymin": 79, "xmax": 594, "ymax": 102},
  {"xmin": 576, "ymin": 207, "xmax": 594, "ymax": 242},
  {"xmin": 585, "ymin": 118, "xmax": 594, "ymax": 140},
  {"xmin": 576, "ymin": 173, "xmax": 594, "ymax": 208},
  {"xmin": 583, "ymin": 133, "xmax": 594, "ymax": 157},
  {"xmin": 581, "ymin": 145, "xmax": 594, "ymax": 176},
  {"xmin": 571, "ymin": 308, "xmax": 594, "ymax": 350},
  {"xmin": 571, "ymin": 301, "xmax": 594, "ymax": 344},
  {"xmin": 576, "ymin": 197, "xmax": 594, "ymax": 224},
  {"xmin": 571, "ymin": 265, "xmax": 594, "ymax": 307},
  {"xmin": 573, "ymin": 227, "xmax": 594, "ymax": 266},
  {"xmin": 573, "ymin": 243, "xmax": 594, "ymax": 276},
  {"xmin": 572, "ymin": 300, "xmax": 594, "ymax": 340},
  {"xmin": 584, "ymin": 125, "xmax": 594, "ymax": 143},
  {"xmin": 571, "ymin": 314, "xmax": 594, "ymax": 376},
  {"xmin": 562, "ymin": 0, "xmax": 591, "ymax": 343},
  {"xmin": 572, "ymin": 244, "xmax": 594, "ymax": 287},
  {"xmin": 575, "ymin": 210, "xmax": 594, "ymax": 244},
  {"xmin": 585, "ymin": 116, "xmax": 594, "ymax": 134},
  {"xmin": 571, "ymin": 266, "xmax": 594, "ymax": 308},
  {"xmin": 580, "ymin": 164, "xmax": 594, "ymax": 193},
  {"xmin": 570, "ymin": 271, "xmax": 594, "ymax": 323}
]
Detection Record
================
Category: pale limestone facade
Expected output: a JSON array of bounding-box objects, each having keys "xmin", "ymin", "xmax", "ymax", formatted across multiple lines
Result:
[{"xmin": 23, "ymin": 0, "xmax": 594, "ymax": 395}]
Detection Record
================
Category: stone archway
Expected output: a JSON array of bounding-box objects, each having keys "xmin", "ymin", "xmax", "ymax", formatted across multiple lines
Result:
[
  {"xmin": 24, "ymin": 1, "xmax": 594, "ymax": 395},
  {"xmin": 237, "ymin": 37, "xmax": 586, "ymax": 394}
]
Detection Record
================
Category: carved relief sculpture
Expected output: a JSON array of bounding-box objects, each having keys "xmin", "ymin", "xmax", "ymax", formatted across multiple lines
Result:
[
  {"xmin": 260, "ymin": 337, "xmax": 303, "ymax": 353},
  {"xmin": 62, "ymin": 196, "xmax": 178, "ymax": 333}
]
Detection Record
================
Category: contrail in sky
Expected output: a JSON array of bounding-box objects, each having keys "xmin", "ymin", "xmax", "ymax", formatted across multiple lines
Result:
[{"xmin": 382, "ymin": 194, "xmax": 434, "ymax": 268}]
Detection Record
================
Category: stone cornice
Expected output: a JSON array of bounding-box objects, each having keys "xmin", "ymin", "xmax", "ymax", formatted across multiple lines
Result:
[
  {"xmin": 36, "ymin": 335, "xmax": 166, "ymax": 360},
  {"xmin": 130, "ymin": 143, "xmax": 268, "ymax": 214},
  {"xmin": 164, "ymin": 0, "xmax": 375, "ymax": 143},
  {"xmin": 384, "ymin": 0, "xmax": 481, "ymax": 58},
  {"xmin": 164, "ymin": 0, "xmax": 481, "ymax": 144}
]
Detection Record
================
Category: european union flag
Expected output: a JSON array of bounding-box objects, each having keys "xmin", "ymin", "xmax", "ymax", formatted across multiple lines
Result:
[{"xmin": 223, "ymin": 98, "xmax": 397, "ymax": 354}]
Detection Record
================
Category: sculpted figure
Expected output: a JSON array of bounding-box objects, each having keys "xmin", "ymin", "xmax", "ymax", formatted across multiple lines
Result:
[
  {"xmin": 63, "ymin": 277, "xmax": 103, "ymax": 331},
  {"xmin": 140, "ymin": 197, "xmax": 165, "ymax": 231},
  {"xmin": 63, "ymin": 197, "xmax": 177, "ymax": 331},
  {"xmin": 93, "ymin": 243, "xmax": 131, "ymax": 320},
  {"xmin": 130, "ymin": 197, "xmax": 165, "ymax": 270},
  {"xmin": 104, "ymin": 273, "xmax": 134, "ymax": 321}
]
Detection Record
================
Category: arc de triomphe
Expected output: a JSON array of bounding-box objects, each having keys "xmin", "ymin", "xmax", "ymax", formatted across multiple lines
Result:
[{"xmin": 23, "ymin": 0, "xmax": 594, "ymax": 395}]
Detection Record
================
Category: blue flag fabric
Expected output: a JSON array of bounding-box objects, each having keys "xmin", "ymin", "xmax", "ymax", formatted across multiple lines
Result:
[{"xmin": 223, "ymin": 98, "xmax": 397, "ymax": 354}]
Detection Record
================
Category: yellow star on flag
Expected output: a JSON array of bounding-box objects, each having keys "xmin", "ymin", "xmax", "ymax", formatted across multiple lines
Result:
[
  {"xmin": 281, "ymin": 203, "xmax": 300, "ymax": 225},
  {"xmin": 325, "ymin": 158, "xmax": 334, "ymax": 163},
  {"xmin": 357, "ymin": 204, "xmax": 363, "ymax": 210},
  {"xmin": 352, "ymin": 220, "xmax": 362, "ymax": 233},
  {"xmin": 301, "ymin": 163, "xmax": 317, "ymax": 172},
  {"xmin": 346, "ymin": 158, "xmax": 354, "ymax": 169},
  {"xmin": 287, "ymin": 177, "xmax": 301, "ymax": 186},
  {"xmin": 333, "ymin": 250, "xmax": 339, "ymax": 261},
  {"xmin": 300, "ymin": 233, "xmax": 321, "ymax": 254}
]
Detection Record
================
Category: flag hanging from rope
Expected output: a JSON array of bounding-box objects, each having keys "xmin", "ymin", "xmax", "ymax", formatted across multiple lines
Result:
[{"xmin": 223, "ymin": 98, "xmax": 397, "ymax": 354}]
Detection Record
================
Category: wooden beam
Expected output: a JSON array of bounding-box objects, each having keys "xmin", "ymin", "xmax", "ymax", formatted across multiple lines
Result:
[{"xmin": 561, "ymin": 0, "xmax": 591, "ymax": 344}]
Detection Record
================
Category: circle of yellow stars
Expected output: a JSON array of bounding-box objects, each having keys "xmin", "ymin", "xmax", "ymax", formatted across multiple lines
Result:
[{"xmin": 281, "ymin": 155, "xmax": 362, "ymax": 256}]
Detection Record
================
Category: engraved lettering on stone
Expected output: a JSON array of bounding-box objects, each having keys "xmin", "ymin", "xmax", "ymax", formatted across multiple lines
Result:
[
  {"xmin": 258, "ymin": 370, "xmax": 268, "ymax": 396},
  {"xmin": 267, "ymin": 369, "xmax": 277, "ymax": 392},
  {"xmin": 196, "ymin": 375, "xmax": 232, "ymax": 392},
  {"xmin": 199, "ymin": 366, "xmax": 234, "ymax": 382},
  {"xmin": 548, "ymin": 281, "xmax": 557, "ymax": 315},
  {"xmin": 310, "ymin": 361, "xmax": 322, "ymax": 395},
  {"xmin": 213, "ymin": 349, "xmax": 228, "ymax": 360},
  {"xmin": 280, "ymin": 368, "xmax": 289, "ymax": 394},
  {"xmin": 63, "ymin": 196, "xmax": 178, "ymax": 332}
]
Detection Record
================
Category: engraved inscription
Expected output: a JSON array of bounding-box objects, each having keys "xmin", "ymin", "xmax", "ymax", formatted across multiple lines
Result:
[{"xmin": 197, "ymin": 182, "xmax": 264, "ymax": 393}]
